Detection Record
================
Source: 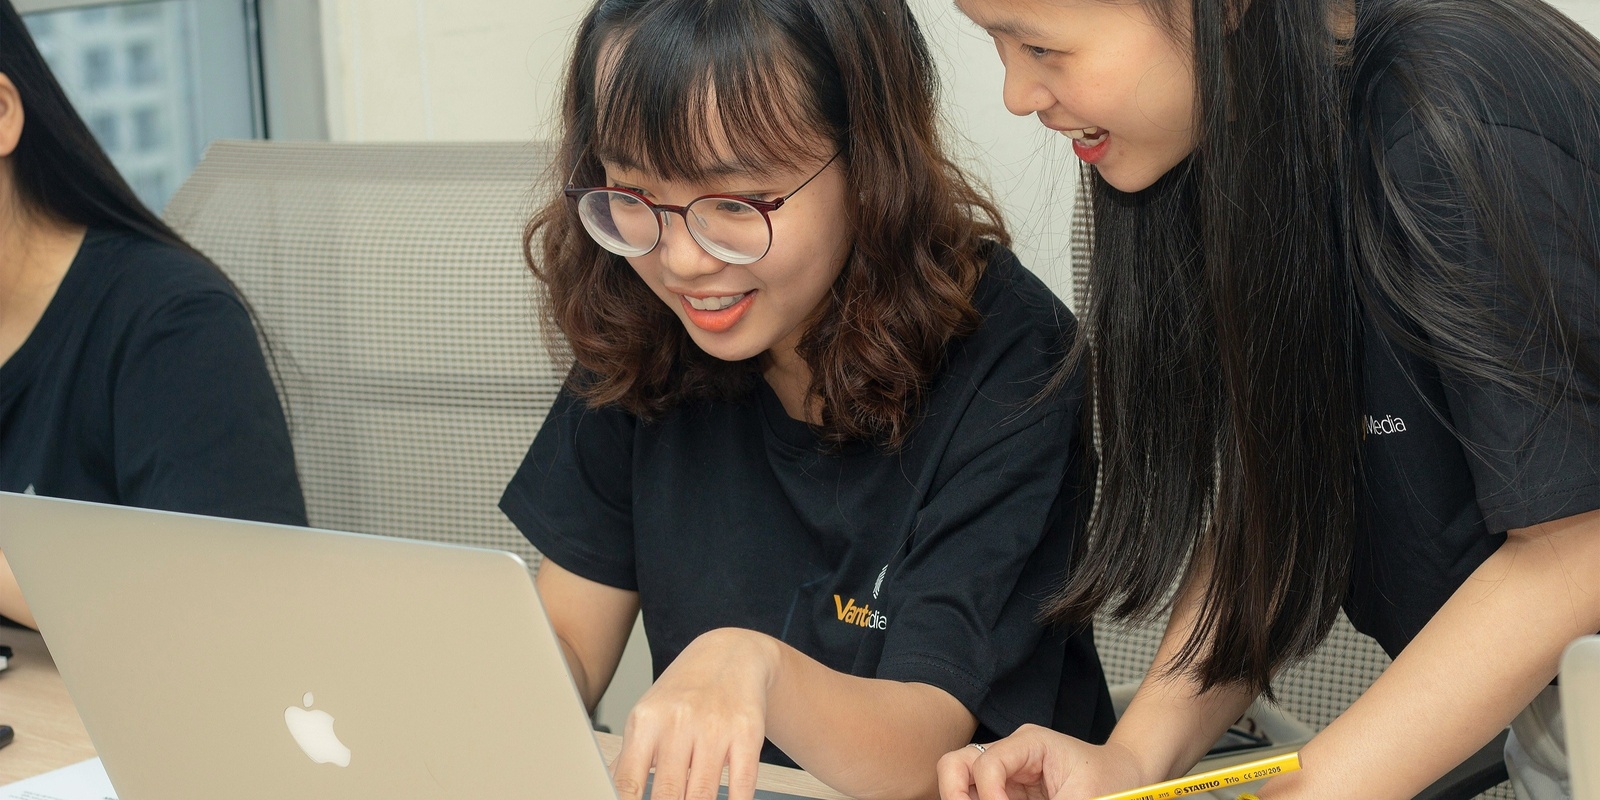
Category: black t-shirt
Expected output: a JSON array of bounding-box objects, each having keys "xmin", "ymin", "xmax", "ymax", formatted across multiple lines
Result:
[
  {"xmin": 0, "ymin": 227, "xmax": 306, "ymax": 526},
  {"xmin": 1347, "ymin": 8, "xmax": 1600, "ymax": 655},
  {"xmin": 502, "ymin": 245, "xmax": 1114, "ymax": 766}
]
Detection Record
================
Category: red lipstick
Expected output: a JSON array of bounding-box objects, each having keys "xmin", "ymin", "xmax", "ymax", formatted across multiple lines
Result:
[
  {"xmin": 680, "ymin": 291, "xmax": 756, "ymax": 333},
  {"xmin": 1073, "ymin": 134, "xmax": 1111, "ymax": 164}
]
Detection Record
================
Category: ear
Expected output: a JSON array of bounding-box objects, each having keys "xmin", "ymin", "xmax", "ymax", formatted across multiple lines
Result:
[{"xmin": 0, "ymin": 73, "xmax": 24, "ymax": 159}]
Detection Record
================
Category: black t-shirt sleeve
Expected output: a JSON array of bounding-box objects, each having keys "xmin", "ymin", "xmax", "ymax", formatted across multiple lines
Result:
[
  {"xmin": 1382, "ymin": 121, "xmax": 1600, "ymax": 533},
  {"xmin": 873, "ymin": 401, "xmax": 1080, "ymax": 732},
  {"xmin": 500, "ymin": 385, "xmax": 638, "ymax": 590},
  {"xmin": 113, "ymin": 288, "xmax": 306, "ymax": 525}
]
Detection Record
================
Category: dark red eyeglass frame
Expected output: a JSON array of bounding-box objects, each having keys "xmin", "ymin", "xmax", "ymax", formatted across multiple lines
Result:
[
  {"xmin": 561, "ymin": 185, "xmax": 786, "ymax": 219},
  {"xmin": 561, "ymin": 151, "xmax": 841, "ymax": 262}
]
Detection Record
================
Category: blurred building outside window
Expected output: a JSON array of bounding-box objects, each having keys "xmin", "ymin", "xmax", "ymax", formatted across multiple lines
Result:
[
  {"xmin": 82, "ymin": 46, "xmax": 113, "ymax": 90},
  {"xmin": 23, "ymin": 0, "xmax": 262, "ymax": 213},
  {"xmin": 86, "ymin": 111, "xmax": 120, "ymax": 151},
  {"xmin": 127, "ymin": 41, "xmax": 160, "ymax": 86}
]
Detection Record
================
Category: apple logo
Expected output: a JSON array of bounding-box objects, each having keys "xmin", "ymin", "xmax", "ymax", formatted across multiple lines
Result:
[{"xmin": 284, "ymin": 692, "xmax": 352, "ymax": 767}]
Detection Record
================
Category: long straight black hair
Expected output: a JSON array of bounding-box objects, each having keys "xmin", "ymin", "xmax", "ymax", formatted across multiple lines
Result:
[
  {"xmin": 0, "ymin": 0, "xmax": 292, "ymax": 403},
  {"xmin": 1049, "ymin": 0, "xmax": 1600, "ymax": 694},
  {"xmin": 0, "ymin": 0, "xmax": 198, "ymax": 252}
]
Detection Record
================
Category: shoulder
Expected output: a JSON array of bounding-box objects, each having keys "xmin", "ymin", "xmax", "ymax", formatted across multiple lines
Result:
[
  {"xmin": 933, "ymin": 241, "xmax": 1078, "ymax": 412},
  {"xmin": 77, "ymin": 227, "xmax": 246, "ymax": 327},
  {"xmin": 61, "ymin": 229, "xmax": 266, "ymax": 383},
  {"xmin": 545, "ymin": 371, "xmax": 645, "ymax": 439},
  {"xmin": 966, "ymin": 241, "xmax": 1077, "ymax": 355},
  {"xmin": 1349, "ymin": 0, "xmax": 1600, "ymax": 159}
]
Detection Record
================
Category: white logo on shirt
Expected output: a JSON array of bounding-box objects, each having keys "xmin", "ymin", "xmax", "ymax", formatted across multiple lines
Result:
[
  {"xmin": 1364, "ymin": 415, "xmax": 1407, "ymax": 437},
  {"xmin": 872, "ymin": 565, "xmax": 887, "ymax": 600}
]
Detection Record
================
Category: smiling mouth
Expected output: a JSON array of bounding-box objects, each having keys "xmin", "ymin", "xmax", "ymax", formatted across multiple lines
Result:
[
  {"xmin": 683, "ymin": 293, "xmax": 748, "ymax": 311},
  {"xmin": 678, "ymin": 290, "xmax": 757, "ymax": 333},
  {"xmin": 1061, "ymin": 126, "xmax": 1109, "ymax": 146}
]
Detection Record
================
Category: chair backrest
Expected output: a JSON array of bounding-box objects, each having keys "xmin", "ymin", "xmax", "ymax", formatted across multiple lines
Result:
[
  {"xmin": 163, "ymin": 141, "xmax": 566, "ymax": 569},
  {"xmin": 1096, "ymin": 607, "xmax": 1391, "ymax": 731}
]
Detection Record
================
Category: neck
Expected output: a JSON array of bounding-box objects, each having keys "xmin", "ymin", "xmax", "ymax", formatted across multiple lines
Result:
[
  {"xmin": 0, "ymin": 198, "xmax": 75, "ymax": 276},
  {"xmin": 0, "ymin": 202, "xmax": 87, "ymax": 366},
  {"xmin": 762, "ymin": 335, "xmax": 817, "ymax": 424}
]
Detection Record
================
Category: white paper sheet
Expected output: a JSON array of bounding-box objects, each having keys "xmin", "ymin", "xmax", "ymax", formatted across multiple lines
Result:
[{"xmin": 0, "ymin": 758, "xmax": 116, "ymax": 800}]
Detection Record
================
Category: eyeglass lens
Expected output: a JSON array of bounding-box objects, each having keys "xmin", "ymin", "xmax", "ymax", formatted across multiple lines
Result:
[{"xmin": 575, "ymin": 191, "xmax": 772, "ymax": 264}]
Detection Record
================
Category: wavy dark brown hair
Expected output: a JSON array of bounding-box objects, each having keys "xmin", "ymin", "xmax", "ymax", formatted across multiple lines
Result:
[{"xmin": 526, "ymin": 0, "xmax": 1006, "ymax": 449}]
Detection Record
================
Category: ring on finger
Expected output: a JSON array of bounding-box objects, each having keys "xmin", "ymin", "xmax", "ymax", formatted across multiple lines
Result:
[{"xmin": 968, "ymin": 743, "xmax": 987, "ymax": 753}]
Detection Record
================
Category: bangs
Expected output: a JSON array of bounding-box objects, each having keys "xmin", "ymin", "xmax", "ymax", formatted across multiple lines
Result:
[{"xmin": 590, "ymin": 2, "xmax": 839, "ymax": 182}]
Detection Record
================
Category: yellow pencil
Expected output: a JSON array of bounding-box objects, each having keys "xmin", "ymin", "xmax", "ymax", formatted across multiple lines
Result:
[{"xmin": 1086, "ymin": 752, "xmax": 1301, "ymax": 800}]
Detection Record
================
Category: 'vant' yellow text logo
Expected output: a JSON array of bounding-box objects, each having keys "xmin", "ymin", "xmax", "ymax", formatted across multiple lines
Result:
[{"xmin": 833, "ymin": 595, "xmax": 888, "ymax": 630}]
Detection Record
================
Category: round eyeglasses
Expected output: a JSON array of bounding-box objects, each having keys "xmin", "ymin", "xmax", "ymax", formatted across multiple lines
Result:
[{"xmin": 563, "ymin": 152, "xmax": 839, "ymax": 265}]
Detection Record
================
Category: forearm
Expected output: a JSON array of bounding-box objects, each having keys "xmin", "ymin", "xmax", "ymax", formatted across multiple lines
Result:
[
  {"xmin": 0, "ymin": 550, "xmax": 36, "ymax": 628},
  {"xmin": 1110, "ymin": 668, "xmax": 1253, "ymax": 783},
  {"xmin": 1108, "ymin": 571, "xmax": 1255, "ymax": 782},
  {"xmin": 534, "ymin": 561, "xmax": 638, "ymax": 715},
  {"xmin": 756, "ymin": 634, "xmax": 977, "ymax": 800},
  {"xmin": 1263, "ymin": 512, "xmax": 1600, "ymax": 799},
  {"xmin": 556, "ymin": 636, "xmax": 601, "ymax": 713}
]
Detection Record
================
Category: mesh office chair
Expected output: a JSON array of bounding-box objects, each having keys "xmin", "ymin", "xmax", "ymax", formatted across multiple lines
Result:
[
  {"xmin": 1069, "ymin": 177, "xmax": 1515, "ymax": 800},
  {"xmin": 163, "ymin": 141, "xmax": 568, "ymax": 569}
]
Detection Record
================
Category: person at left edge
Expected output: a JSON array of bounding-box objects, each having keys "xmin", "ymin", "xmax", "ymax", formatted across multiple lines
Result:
[
  {"xmin": 0, "ymin": 0, "xmax": 307, "ymax": 629},
  {"xmin": 500, "ymin": 2, "xmax": 1115, "ymax": 799}
]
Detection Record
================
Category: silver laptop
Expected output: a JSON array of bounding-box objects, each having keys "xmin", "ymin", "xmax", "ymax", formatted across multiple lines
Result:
[
  {"xmin": 0, "ymin": 492, "xmax": 711, "ymax": 799},
  {"xmin": 1564, "ymin": 636, "xmax": 1600, "ymax": 800}
]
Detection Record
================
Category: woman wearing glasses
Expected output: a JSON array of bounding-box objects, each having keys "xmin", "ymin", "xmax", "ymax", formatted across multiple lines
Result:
[{"xmin": 500, "ymin": 1, "xmax": 1114, "ymax": 799}]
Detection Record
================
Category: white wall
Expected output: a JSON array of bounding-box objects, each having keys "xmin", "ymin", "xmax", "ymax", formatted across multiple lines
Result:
[
  {"xmin": 313, "ymin": 0, "xmax": 1080, "ymax": 303},
  {"xmin": 911, "ymin": 0, "xmax": 1081, "ymax": 304},
  {"xmin": 1554, "ymin": 0, "xmax": 1600, "ymax": 32},
  {"xmin": 312, "ymin": 0, "xmax": 1600, "ymax": 298},
  {"xmin": 317, "ymin": 0, "xmax": 588, "ymax": 143}
]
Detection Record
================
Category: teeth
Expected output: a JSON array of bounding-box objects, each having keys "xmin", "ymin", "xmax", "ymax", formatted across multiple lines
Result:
[
  {"xmin": 686, "ymin": 293, "xmax": 746, "ymax": 311},
  {"xmin": 1064, "ymin": 127, "xmax": 1106, "ymax": 142}
]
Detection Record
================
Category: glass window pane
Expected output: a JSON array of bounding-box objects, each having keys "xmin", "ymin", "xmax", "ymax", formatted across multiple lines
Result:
[
  {"xmin": 122, "ymin": 5, "xmax": 162, "ymax": 22},
  {"xmin": 22, "ymin": 1, "xmax": 261, "ymax": 213},
  {"xmin": 132, "ymin": 106, "xmax": 163, "ymax": 151},
  {"xmin": 86, "ymin": 111, "xmax": 120, "ymax": 151},
  {"xmin": 127, "ymin": 42, "xmax": 160, "ymax": 86},
  {"xmin": 82, "ymin": 46, "xmax": 113, "ymax": 91}
]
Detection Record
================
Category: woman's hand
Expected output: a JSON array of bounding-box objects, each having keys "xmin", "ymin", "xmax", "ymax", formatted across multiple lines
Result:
[
  {"xmin": 610, "ymin": 627, "xmax": 777, "ymax": 800},
  {"xmin": 936, "ymin": 725, "xmax": 1149, "ymax": 800}
]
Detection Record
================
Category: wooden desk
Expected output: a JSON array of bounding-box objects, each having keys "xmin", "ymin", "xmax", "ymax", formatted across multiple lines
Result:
[
  {"xmin": 0, "ymin": 628, "xmax": 847, "ymax": 798},
  {"xmin": 0, "ymin": 627, "xmax": 95, "ymax": 783}
]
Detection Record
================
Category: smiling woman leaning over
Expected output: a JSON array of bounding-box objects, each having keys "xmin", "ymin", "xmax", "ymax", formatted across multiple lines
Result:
[{"xmin": 939, "ymin": 0, "xmax": 1600, "ymax": 798}]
